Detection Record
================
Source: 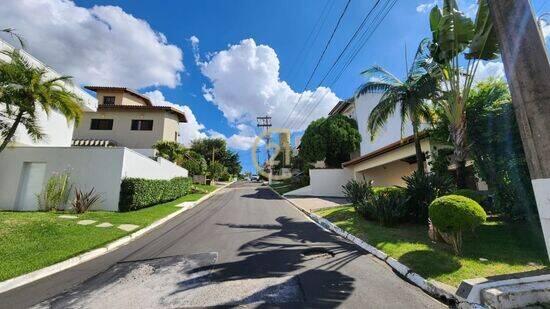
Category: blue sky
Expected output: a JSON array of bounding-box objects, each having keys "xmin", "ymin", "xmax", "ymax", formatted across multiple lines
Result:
[{"xmin": 2, "ymin": 0, "xmax": 549, "ymax": 172}]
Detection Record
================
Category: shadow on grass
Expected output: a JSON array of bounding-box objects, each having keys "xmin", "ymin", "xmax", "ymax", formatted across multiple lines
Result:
[{"xmin": 398, "ymin": 250, "xmax": 461, "ymax": 278}]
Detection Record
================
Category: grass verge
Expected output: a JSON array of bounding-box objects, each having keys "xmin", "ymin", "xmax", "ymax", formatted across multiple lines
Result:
[
  {"xmin": 270, "ymin": 181, "xmax": 305, "ymax": 195},
  {"xmin": 0, "ymin": 184, "xmax": 217, "ymax": 281},
  {"xmin": 315, "ymin": 206, "xmax": 549, "ymax": 287}
]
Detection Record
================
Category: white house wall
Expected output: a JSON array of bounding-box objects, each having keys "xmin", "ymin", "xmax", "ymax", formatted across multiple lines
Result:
[
  {"xmin": 354, "ymin": 93, "xmax": 415, "ymax": 156},
  {"xmin": 0, "ymin": 147, "xmax": 188, "ymax": 211},
  {"xmin": 308, "ymin": 169, "xmax": 353, "ymax": 197}
]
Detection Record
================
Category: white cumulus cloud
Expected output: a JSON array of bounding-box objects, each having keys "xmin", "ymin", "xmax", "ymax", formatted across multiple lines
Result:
[
  {"xmin": 0, "ymin": 0, "xmax": 183, "ymax": 89},
  {"xmin": 198, "ymin": 38, "xmax": 339, "ymax": 132},
  {"xmin": 145, "ymin": 90, "xmax": 208, "ymax": 146},
  {"xmin": 416, "ymin": 1, "xmax": 437, "ymax": 13},
  {"xmin": 473, "ymin": 60, "xmax": 506, "ymax": 84}
]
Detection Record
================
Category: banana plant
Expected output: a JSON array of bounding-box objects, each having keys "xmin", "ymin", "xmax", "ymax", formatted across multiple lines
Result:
[{"xmin": 429, "ymin": 0, "xmax": 499, "ymax": 188}]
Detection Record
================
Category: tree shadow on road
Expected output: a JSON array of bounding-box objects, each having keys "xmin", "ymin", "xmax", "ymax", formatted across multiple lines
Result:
[
  {"xmin": 241, "ymin": 187, "xmax": 284, "ymax": 200},
  {"xmin": 174, "ymin": 216, "xmax": 362, "ymax": 307}
]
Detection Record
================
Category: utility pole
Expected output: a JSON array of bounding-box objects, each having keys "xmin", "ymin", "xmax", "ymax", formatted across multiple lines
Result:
[
  {"xmin": 488, "ymin": 0, "xmax": 550, "ymax": 258},
  {"xmin": 257, "ymin": 116, "xmax": 273, "ymax": 184}
]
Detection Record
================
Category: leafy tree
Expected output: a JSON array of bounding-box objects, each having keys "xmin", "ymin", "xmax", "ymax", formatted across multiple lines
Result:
[
  {"xmin": 300, "ymin": 114, "xmax": 361, "ymax": 168},
  {"xmin": 153, "ymin": 140, "xmax": 186, "ymax": 163},
  {"xmin": 191, "ymin": 138, "xmax": 227, "ymax": 164},
  {"xmin": 180, "ymin": 150, "xmax": 207, "ymax": 176},
  {"xmin": 356, "ymin": 39, "xmax": 437, "ymax": 174},
  {"xmin": 466, "ymin": 79, "xmax": 536, "ymax": 220},
  {"xmin": 0, "ymin": 50, "xmax": 82, "ymax": 153},
  {"xmin": 190, "ymin": 138, "xmax": 241, "ymax": 176},
  {"xmin": 428, "ymin": 0, "xmax": 499, "ymax": 188},
  {"xmin": 208, "ymin": 161, "xmax": 226, "ymax": 181}
]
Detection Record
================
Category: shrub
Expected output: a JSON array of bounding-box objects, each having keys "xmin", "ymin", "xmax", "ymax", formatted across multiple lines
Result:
[
  {"xmin": 342, "ymin": 180, "xmax": 374, "ymax": 207},
  {"xmin": 119, "ymin": 177, "xmax": 191, "ymax": 211},
  {"xmin": 403, "ymin": 171, "xmax": 455, "ymax": 224},
  {"xmin": 208, "ymin": 161, "xmax": 226, "ymax": 181},
  {"xmin": 180, "ymin": 151, "xmax": 207, "ymax": 176},
  {"xmin": 363, "ymin": 189, "xmax": 409, "ymax": 226},
  {"xmin": 429, "ymin": 195, "xmax": 487, "ymax": 254},
  {"xmin": 36, "ymin": 171, "xmax": 73, "ymax": 211},
  {"xmin": 72, "ymin": 188, "xmax": 101, "ymax": 213}
]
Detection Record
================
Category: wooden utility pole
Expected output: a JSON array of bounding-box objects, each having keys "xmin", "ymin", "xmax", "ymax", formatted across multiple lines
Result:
[
  {"xmin": 488, "ymin": 0, "xmax": 550, "ymax": 258},
  {"xmin": 257, "ymin": 116, "xmax": 272, "ymax": 184}
]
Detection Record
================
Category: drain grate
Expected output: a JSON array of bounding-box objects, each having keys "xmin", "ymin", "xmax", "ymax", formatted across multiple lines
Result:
[{"xmin": 301, "ymin": 247, "xmax": 335, "ymax": 258}]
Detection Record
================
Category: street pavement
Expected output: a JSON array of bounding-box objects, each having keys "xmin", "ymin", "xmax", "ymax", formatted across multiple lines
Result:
[{"xmin": 1, "ymin": 182, "xmax": 445, "ymax": 308}]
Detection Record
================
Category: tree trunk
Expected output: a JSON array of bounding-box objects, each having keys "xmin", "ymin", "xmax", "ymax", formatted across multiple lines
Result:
[
  {"xmin": 0, "ymin": 111, "xmax": 24, "ymax": 153},
  {"xmin": 412, "ymin": 123, "xmax": 425, "ymax": 175},
  {"xmin": 450, "ymin": 114, "xmax": 468, "ymax": 189}
]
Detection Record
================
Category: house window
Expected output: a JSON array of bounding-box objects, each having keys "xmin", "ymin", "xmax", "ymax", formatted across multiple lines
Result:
[
  {"xmin": 131, "ymin": 120, "xmax": 153, "ymax": 131},
  {"xmin": 90, "ymin": 119, "xmax": 113, "ymax": 130},
  {"xmin": 103, "ymin": 96, "xmax": 115, "ymax": 105}
]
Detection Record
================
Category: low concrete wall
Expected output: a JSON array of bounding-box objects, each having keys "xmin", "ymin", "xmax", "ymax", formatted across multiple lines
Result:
[
  {"xmin": 308, "ymin": 169, "xmax": 353, "ymax": 197},
  {"xmin": 0, "ymin": 147, "xmax": 188, "ymax": 211}
]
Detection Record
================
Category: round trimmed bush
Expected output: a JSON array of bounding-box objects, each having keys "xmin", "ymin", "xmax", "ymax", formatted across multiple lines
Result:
[{"xmin": 429, "ymin": 195, "xmax": 487, "ymax": 233}]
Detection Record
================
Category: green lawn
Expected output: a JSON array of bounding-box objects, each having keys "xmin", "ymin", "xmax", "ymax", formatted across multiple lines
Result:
[
  {"xmin": 0, "ymin": 184, "xmax": 217, "ymax": 282},
  {"xmin": 316, "ymin": 206, "xmax": 549, "ymax": 287}
]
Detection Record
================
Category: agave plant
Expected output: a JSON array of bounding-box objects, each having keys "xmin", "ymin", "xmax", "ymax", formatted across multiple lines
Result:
[
  {"xmin": 71, "ymin": 188, "xmax": 101, "ymax": 214},
  {"xmin": 428, "ymin": 0, "xmax": 499, "ymax": 188}
]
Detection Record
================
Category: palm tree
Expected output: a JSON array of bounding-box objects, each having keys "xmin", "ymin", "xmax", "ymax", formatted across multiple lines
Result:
[
  {"xmin": 0, "ymin": 50, "xmax": 82, "ymax": 153},
  {"xmin": 355, "ymin": 39, "xmax": 438, "ymax": 174},
  {"xmin": 428, "ymin": 0, "xmax": 499, "ymax": 188}
]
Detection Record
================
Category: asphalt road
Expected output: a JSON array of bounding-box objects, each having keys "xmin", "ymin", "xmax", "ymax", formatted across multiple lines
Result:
[{"xmin": 1, "ymin": 182, "xmax": 445, "ymax": 308}]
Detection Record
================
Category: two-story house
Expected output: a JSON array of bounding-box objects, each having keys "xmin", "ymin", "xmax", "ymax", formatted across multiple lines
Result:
[
  {"xmin": 287, "ymin": 92, "xmax": 485, "ymax": 197},
  {"xmin": 73, "ymin": 86, "xmax": 187, "ymax": 156}
]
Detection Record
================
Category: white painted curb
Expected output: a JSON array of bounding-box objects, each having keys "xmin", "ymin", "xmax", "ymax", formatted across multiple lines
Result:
[
  {"xmin": 0, "ymin": 181, "xmax": 235, "ymax": 294},
  {"xmin": 269, "ymin": 186, "xmax": 459, "ymax": 304}
]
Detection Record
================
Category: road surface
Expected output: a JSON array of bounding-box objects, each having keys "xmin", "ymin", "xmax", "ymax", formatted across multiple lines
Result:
[{"xmin": 2, "ymin": 182, "xmax": 445, "ymax": 308}]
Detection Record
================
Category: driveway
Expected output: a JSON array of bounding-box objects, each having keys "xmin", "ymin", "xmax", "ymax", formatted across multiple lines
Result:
[{"xmin": 3, "ymin": 182, "xmax": 444, "ymax": 308}]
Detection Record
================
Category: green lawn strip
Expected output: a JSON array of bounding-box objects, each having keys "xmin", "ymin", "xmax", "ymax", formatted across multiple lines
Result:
[
  {"xmin": 270, "ymin": 182, "xmax": 303, "ymax": 195},
  {"xmin": 315, "ymin": 206, "xmax": 549, "ymax": 287},
  {"xmin": 0, "ymin": 190, "xmax": 213, "ymax": 281}
]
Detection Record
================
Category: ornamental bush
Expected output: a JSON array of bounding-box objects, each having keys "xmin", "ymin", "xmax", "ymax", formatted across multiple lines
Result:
[
  {"xmin": 119, "ymin": 177, "xmax": 191, "ymax": 211},
  {"xmin": 429, "ymin": 195, "xmax": 487, "ymax": 254},
  {"xmin": 353, "ymin": 186, "xmax": 408, "ymax": 225},
  {"xmin": 342, "ymin": 180, "xmax": 374, "ymax": 212},
  {"xmin": 403, "ymin": 171, "xmax": 455, "ymax": 224}
]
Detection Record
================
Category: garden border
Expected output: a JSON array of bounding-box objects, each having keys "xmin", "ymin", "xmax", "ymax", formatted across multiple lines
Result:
[
  {"xmin": 268, "ymin": 185, "xmax": 467, "ymax": 306},
  {"xmin": 0, "ymin": 181, "xmax": 235, "ymax": 294}
]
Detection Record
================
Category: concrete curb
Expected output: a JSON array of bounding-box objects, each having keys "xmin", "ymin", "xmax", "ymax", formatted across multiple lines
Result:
[
  {"xmin": 269, "ymin": 186, "xmax": 459, "ymax": 305},
  {"xmin": 0, "ymin": 181, "xmax": 235, "ymax": 294}
]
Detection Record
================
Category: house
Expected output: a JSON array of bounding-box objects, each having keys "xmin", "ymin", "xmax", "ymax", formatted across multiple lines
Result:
[
  {"xmin": 0, "ymin": 39, "xmax": 188, "ymax": 211},
  {"xmin": 287, "ymin": 93, "xmax": 486, "ymax": 197},
  {"xmin": 72, "ymin": 86, "xmax": 187, "ymax": 157}
]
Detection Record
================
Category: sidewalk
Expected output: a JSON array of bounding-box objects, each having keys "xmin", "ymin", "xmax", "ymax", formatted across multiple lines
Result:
[{"xmin": 285, "ymin": 196, "xmax": 349, "ymax": 212}]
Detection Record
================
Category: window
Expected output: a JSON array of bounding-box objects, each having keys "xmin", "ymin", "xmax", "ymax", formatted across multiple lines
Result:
[
  {"xmin": 103, "ymin": 96, "xmax": 115, "ymax": 105},
  {"xmin": 131, "ymin": 120, "xmax": 153, "ymax": 131},
  {"xmin": 90, "ymin": 119, "xmax": 113, "ymax": 130}
]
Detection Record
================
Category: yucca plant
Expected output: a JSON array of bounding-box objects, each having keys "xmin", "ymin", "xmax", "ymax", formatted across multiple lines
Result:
[{"xmin": 71, "ymin": 188, "xmax": 101, "ymax": 214}]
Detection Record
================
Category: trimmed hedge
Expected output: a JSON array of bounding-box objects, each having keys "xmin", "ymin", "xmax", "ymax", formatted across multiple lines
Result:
[
  {"xmin": 452, "ymin": 189, "xmax": 487, "ymax": 204},
  {"xmin": 429, "ymin": 195, "xmax": 487, "ymax": 234},
  {"xmin": 119, "ymin": 177, "xmax": 192, "ymax": 212}
]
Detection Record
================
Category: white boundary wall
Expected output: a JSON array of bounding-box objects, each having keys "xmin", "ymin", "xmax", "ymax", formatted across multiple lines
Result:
[
  {"xmin": 308, "ymin": 169, "xmax": 353, "ymax": 197},
  {"xmin": 0, "ymin": 147, "xmax": 188, "ymax": 211}
]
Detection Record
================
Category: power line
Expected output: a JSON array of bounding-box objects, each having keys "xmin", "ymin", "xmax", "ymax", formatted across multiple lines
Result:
[
  {"xmin": 281, "ymin": 0, "xmax": 353, "ymax": 129},
  {"xmin": 286, "ymin": 0, "xmax": 384, "ymax": 130},
  {"xmin": 285, "ymin": 0, "xmax": 333, "ymax": 82},
  {"xmin": 291, "ymin": 0, "xmax": 397, "ymax": 131}
]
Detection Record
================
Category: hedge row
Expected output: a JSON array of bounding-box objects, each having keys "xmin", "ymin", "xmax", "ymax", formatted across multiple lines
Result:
[{"xmin": 119, "ymin": 177, "xmax": 192, "ymax": 212}]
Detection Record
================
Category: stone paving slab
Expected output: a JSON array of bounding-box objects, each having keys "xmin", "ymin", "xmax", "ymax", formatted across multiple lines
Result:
[
  {"xmin": 77, "ymin": 220, "xmax": 96, "ymax": 225},
  {"xmin": 96, "ymin": 223, "xmax": 113, "ymax": 228},
  {"xmin": 118, "ymin": 224, "xmax": 139, "ymax": 232},
  {"xmin": 58, "ymin": 215, "xmax": 78, "ymax": 219},
  {"xmin": 285, "ymin": 196, "xmax": 350, "ymax": 212}
]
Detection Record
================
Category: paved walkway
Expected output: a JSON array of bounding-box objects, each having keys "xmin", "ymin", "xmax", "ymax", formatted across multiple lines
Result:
[{"xmin": 286, "ymin": 196, "xmax": 350, "ymax": 212}]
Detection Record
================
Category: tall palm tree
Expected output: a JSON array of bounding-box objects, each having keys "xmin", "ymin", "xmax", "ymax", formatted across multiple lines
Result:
[
  {"xmin": 428, "ymin": 0, "xmax": 499, "ymax": 188},
  {"xmin": 355, "ymin": 39, "xmax": 438, "ymax": 174},
  {"xmin": 0, "ymin": 50, "xmax": 82, "ymax": 153}
]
